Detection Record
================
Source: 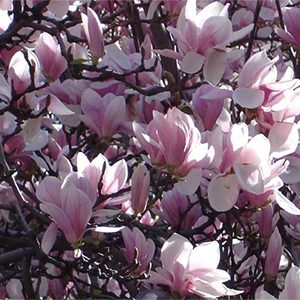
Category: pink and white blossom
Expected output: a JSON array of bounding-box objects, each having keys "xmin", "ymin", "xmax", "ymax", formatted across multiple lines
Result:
[
  {"xmin": 156, "ymin": 0, "xmax": 253, "ymax": 83},
  {"xmin": 130, "ymin": 164, "xmax": 150, "ymax": 214},
  {"xmin": 148, "ymin": 233, "xmax": 242, "ymax": 298},
  {"xmin": 134, "ymin": 107, "xmax": 213, "ymax": 194},
  {"xmin": 36, "ymin": 173, "xmax": 95, "ymax": 244},
  {"xmin": 35, "ymin": 32, "xmax": 68, "ymax": 82},
  {"xmin": 122, "ymin": 227, "xmax": 155, "ymax": 274},
  {"xmin": 81, "ymin": 7, "xmax": 105, "ymax": 62},
  {"xmin": 80, "ymin": 88, "xmax": 126, "ymax": 139}
]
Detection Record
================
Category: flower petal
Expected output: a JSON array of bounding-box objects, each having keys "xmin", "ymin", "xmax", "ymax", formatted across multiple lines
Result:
[{"xmin": 208, "ymin": 173, "xmax": 240, "ymax": 212}]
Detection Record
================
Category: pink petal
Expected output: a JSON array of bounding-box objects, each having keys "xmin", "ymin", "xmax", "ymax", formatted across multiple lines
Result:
[
  {"xmin": 41, "ymin": 222, "xmax": 58, "ymax": 254},
  {"xmin": 36, "ymin": 177, "xmax": 62, "ymax": 206},
  {"xmin": 131, "ymin": 164, "xmax": 150, "ymax": 213},
  {"xmin": 147, "ymin": 269, "xmax": 174, "ymax": 287},
  {"xmin": 161, "ymin": 233, "xmax": 193, "ymax": 273},
  {"xmin": 203, "ymin": 49, "xmax": 227, "ymax": 85},
  {"xmin": 208, "ymin": 173, "xmax": 240, "ymax": 212},
  {"xmin": 85, "ymin": 8, "xmax": 105, "ymax": 60},
  {"xmin": 273, "ymin": 190, "xmax": 300, "ymax": 215},
  {"xmin": 40, "ymin": 203, "xmax": 77, "ymax": 244},
  {"xmin": 220, "ymin": 123, "xmax": 248, "ymax": 173},
  {"xmin": 62, "ymin": 187, "xmax": 92, "ymax": 240},
  {"xmin": 122, "ymin": 227, "xmax": 136, "ymax": 262},
  {"xmin": 106, "ymin": 44, "xmax": 132, "ymax": 70},
  {"xmin": 181, "ymin": 50, "xmax": 205, "ymax": 74},
  {"xmin": 231, "ymin": 24, "xmax": 253, "ymax": 42},
  {"xmin": 48, "ymin": 94, "xmax": 74, "ymax": 115},
  {"xmin": 232, "ymin": 87, "xmax": 265, "ymax": 109},
  {"xmin": 102, "ymin": 159, "xmax": 128, "ymax": 194},
  {"xmin": 6, "ymin": 279, "xmax": 24, "ymax": 299},
  {"xmin": 280, "ymin": 265, "xmax": 300, "ymax": 300},
  {"xmin": 264, "ymin": 227, "xmax": 282, "ymax": 277},
  {"xmin": 77, "ymin": 152, "xmax": 105, "ymax": 192},
  {"xmin": 80, "ymin": 114, "xmax": 100, "ymax": 136},
  {"xmin": 276, "ymin": 28, "xmax": 297, "ymax": 45},
  {"xmin": 154, "ymin": 48, "xmax": 183, "ymax": 60},
  {"xmin": 76, "ymin": 152, "xmax": 91, "ymax": 173},
  {"xmin": 268, "ymin": 122, "xmax": 299, "ymax": 159},
  {"xmin": 201, "ymin": 16, "xmax": 232, "ymax": 47},
  {"xmin": 81, "ymin": 88, "xmax": 102, "ymax": 121},
  {"xmin": 187, "ymin": 241, "xmax": 220, "ymax": 273},
  {"xmin": 35, "ymin": 33, "xmax": 67, "ymax": 80},
  {"xmin": 238, "ymin": 51, "xmax": 278, "ymax": 88},
  {"xmin": 185, "ymin": 0, "xmax": 197, "ymax": 21},
  {"xmin": 234, "ymin": 164, "xmax": 264, "ymax": 195},
  {"xmin": 238, "ymin": 134, "xmax": 271, "ymax": 165},
  {"xmin": 174, "ymin": 168, "xmax": 202, "ymax": 195},
  {"xmin": 102, "ymin": 96, "xmax": 125, "ymax": 137}
]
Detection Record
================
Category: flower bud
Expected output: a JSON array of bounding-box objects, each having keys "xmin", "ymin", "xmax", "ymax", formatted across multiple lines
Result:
[{"xmin": 131, "ymin": 164, "xmax": 150, "ymax": 214}]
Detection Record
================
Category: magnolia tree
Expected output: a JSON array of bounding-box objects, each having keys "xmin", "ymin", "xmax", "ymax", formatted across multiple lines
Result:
[{"xmin": 1, "ymin": 0, "xmax": 300, "ymax": 299}]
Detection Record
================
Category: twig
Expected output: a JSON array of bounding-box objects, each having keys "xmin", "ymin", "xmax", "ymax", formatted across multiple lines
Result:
[
  {"xmin": 0, "ymin": 247, "xmax": 34, "ymax": 265},
  {"xmin": 245, "ymin": 0, "xmax": 262, "ymax": 62}
]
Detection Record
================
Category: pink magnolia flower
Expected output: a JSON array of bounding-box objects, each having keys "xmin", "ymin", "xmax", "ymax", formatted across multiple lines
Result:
[
  {"xmin": 76, "ymin": 152, "xmax": 127, "ymax": 197},
  {"xmin": 121, "ymin": 227, "xmax": 155, "ymax": 274},
  {"xmin": 232, "ymin": 51, "xmax": 300, "ymax": 129},
  {"xmin": 36, "ymin": 173, "xmax": 96, "ymax": 245},
  {"xmin": 35, "ymin": 32, "xmax": 68, "ymax": 82},
  {"xmin": 133, "ymin": 107, "xmax": 212, "ymax": 194},
  {"xmin": 156, "ymin": 0, "xmax": 252, "ymax": 83},
  {"xmin": 80, "ymin": 88, "xmax": 126, "ymax": 139},
  {"xmin": 232, "ymin": 51, "xmax": 279, "ymax": 109},
  {"xmin": 208, "ymin": 123, "xmax": 299, "ymax": 213},
  {"xmin": 131, "ymin": 164, "xmax": 150, "ymax": 214},
  {"xmin": 76, "ymin": 152, "xmax": 128, "ymax": 197},
  {"xmin": 233, "ymin": 134, "xmax": 287, "ymax": 195},
  {"xmin": 148, "ymin": 233, "xmax": 242, "ymax": 298},
  {"xmin": 81, "ymin": 7, "xmax": 105, "ymax": 62}
]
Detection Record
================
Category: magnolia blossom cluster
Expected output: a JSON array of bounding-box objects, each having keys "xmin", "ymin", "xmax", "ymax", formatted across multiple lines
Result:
[{"xmin": 1, "ymin": 0, "xmax": 300, "ymax": 299}]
